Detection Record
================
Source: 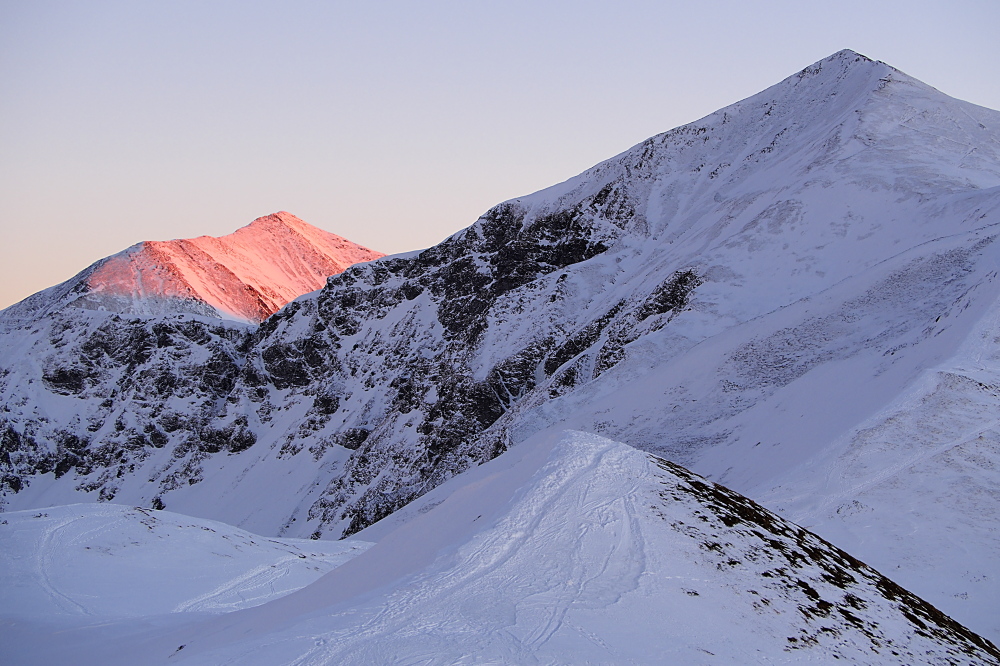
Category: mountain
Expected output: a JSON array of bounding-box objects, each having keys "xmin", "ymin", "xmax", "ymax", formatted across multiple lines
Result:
[
  {"xmin": 3, "ymin": 49, "xmax": 1000, "ymax": 640},
  {"xmin": 0, "ymin": 211, "xmax": 384, "ymax": 325},
  {"xmin": 3, "ymin": 432, "xmax": 997, "ymax": 664}
]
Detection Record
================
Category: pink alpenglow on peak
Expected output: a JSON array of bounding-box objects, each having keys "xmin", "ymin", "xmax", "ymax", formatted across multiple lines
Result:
[{"xmin": 78, "ymin": 212, "xmax": 384, "ymax": 322}]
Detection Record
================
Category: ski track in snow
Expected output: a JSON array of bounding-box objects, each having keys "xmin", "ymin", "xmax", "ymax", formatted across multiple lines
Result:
[
  {"xmin": 169, "ymin": 546, "xmax": 372, "ymax": 614},
  {"xmin": 173, "ymin": 556, "xmax": 299, "ymax": 613},
  {"xmin": 37, "ymin": 514, "xmax": 93, "ymax": 616},
  {"xmin": 0, "ymin": 504, "xmax": 372, "ymax": 623}
]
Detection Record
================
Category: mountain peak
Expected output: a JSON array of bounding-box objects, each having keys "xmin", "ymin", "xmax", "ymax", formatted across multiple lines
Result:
[
  {"xmin": 245, "ymin": 210, "xmax": 309, "ymax": 230},
  {"xmin": 106, "ymin": 213, "xmax": 385, "ymax": 322},
  {"xmin": 825, "ymin": 48, "xmax": 875, "ymax": 64},
  {"xmin": 792, "ymin": 48, "xmax": 892, "ymax": 83},
  {"xmin": 520, "ymin": 46, "xmax": 998, "ymax": 230},
  {"xmin": 0, "ymin": 213, "xmax": 386, "ymax": 326}
]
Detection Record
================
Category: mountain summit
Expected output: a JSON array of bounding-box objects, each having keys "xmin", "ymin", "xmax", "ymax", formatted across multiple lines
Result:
[{"xmin": 2, "ymin": 211, "xmax": 384, "ymax": 325}]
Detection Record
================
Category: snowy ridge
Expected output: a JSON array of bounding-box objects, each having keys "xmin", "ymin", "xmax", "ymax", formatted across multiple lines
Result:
[
  {"xmin": 0, "ymin": 211, "xmax": 384, "ymax": 326},
  {"xmin": 5, "ymin": 432, "xmax": 996, "ymax": 664},
  {"xmin": 3, "ymin": 49, "xmax": 1000, "ymax": 643}
]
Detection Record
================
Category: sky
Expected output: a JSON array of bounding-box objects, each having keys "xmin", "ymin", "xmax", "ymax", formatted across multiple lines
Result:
[{"xmin": 1, "ymin": 0, "xmax": 998, "ymax": 310}]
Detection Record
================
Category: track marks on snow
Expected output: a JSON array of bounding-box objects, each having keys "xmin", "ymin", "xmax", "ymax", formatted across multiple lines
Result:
[{"xmin": 299, "ymin": 435, "xmax": 648, "ymax": 664}]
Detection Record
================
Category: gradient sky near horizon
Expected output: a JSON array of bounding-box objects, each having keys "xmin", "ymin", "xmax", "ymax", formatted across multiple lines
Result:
[{"xmin": 1, "ymin": 0, "xmax": 998, "ymax": 310}]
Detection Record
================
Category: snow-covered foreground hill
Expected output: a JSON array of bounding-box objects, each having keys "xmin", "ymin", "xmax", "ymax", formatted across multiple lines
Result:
[
  {"xmin": 4, "ymin": 49, "xmax": 1000, "ymax": 644},
  {"xmin": 3, "ymin": 432, "xmax": 996, "ymax": 665}
]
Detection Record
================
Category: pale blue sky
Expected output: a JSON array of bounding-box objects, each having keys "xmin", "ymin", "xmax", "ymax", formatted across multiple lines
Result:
[{"xmin": 1, "ymin": 0, "xmax": 997, "ymax": 309}]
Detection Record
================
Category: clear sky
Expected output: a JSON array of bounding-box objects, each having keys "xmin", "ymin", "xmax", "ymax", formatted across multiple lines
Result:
[{"xmin": 1, "ymin": 0, "xmax": 997, "ymax": 310}]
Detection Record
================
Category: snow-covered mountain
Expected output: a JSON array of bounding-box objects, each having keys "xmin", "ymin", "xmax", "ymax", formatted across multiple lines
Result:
[
  {"xmin": 3, "ymin": 48, "xmax": 1000, "ymax": 643},
  {"xmin": 3, "ymin": 432, "xmax": 997, "ymax": 664},
  {"xmin": 0, "ymin": 211, "xmax": 384, "ymax": 325}
]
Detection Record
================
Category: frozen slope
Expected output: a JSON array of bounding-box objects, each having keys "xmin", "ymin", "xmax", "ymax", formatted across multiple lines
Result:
[
  {"xmin": 0, "ymin": 211, "xmax": 384, "ymax": 325},
  {"xmin": 36, "ymin": 431, "xmax": 996, "ymax": 666}
]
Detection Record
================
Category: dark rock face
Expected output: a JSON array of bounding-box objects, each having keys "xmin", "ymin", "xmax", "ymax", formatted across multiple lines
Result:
[
  {"xmin": 250, "ymin": 196, "xmax": 654, "ymax": 537},
  {"xmin": 638, "ymin": 270, "xmax": 701, "ymax": 321},
  {"xmin": 0, "ymin": 312, "xmax": 254, "ymax": 503}
]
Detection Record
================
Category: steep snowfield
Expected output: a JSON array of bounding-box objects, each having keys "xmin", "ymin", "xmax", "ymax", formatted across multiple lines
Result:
[
  {"xmin": 0, "ymin": 211, "xmax": 384, "ymax": 325},
  {"xmin": 4, "ymin": 49, "xmax": 1000, "ymax": 644},
  {"xmin": 4, "ymin": 432, "xmax": 996, "ymax": 664}
]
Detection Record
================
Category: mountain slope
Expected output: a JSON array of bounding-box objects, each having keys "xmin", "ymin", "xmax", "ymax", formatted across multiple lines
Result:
[
  {"xmin": 0, "ymin": 503, "xmax": 370, "ymax": 620},
  {"xmin": 0, "ymin": 211, "xmax": 384, "ymax": 325},
  {"xmin": 6, "ymin": 432, "xmax": 996, "ymax": 665},
  {"xmin": 3, "ymin": 49, "xmax": 1000, "ymax": 639}
]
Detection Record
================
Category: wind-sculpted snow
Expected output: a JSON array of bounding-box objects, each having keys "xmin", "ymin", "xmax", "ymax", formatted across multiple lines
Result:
[
  {"xmin": 9, "ymin": 432, "xmax": 994, "ymax": 665},
  {"xmin": 3, "ymin": 49, "xmax": 1000, "ymax": 641}
]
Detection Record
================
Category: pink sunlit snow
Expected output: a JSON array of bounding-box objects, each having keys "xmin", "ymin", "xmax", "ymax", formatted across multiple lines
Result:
[{"xmin": 82, "ymin": 211, "xmax": 384, "ymax": 322}]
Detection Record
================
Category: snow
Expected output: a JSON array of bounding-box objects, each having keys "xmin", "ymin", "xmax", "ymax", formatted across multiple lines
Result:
[
  {"xmin": 0, "ymin": 504, "xmax": 371, "ymax": 620},
  {"xmin": 3, "ymin": 431, "xmax": 995, "ymax": 664}
]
